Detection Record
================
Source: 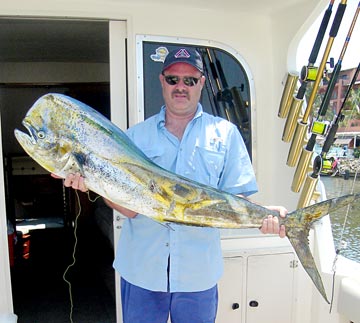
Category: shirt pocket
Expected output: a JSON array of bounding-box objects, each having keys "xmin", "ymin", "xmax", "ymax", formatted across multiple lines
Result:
[{"xmin": 195, "ymin": 146, "xmax": 225, "ymax": 187}]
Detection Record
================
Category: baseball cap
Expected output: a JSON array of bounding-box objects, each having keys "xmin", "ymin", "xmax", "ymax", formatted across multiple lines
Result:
[{"xmin": 162, "ymin": 48, "xmax": 204, "ymax": 74}]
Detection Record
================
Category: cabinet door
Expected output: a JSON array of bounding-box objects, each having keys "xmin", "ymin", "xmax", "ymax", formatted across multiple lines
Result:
[
  {"xmin": 217, "ymin": 256, "xmax": 244, "ymax": 323},
  {"xmin": 246, "ymin": 253, "xmax": 295, "ymax": 323}
]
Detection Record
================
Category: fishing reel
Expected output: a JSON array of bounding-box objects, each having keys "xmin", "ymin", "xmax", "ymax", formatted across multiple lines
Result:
[
  {"xmin": 310, "ymin": 120, "xmax": 331, "ymax": 136},
  {"xmin": 301, "ymin": 65, "xmax": 318, "ymax": 82},
  {"xmin": 300, "ymin": 58, "xmax": 335, "ymax": 82},
  {"xmin": 312, "ymin": 155, "xmax": 323, "ymax": 177}
]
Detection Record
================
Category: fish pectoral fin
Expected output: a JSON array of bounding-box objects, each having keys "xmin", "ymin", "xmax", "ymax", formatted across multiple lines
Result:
[
  {"xmin": 60, "ymin": 152, "xmax": 84, "ymax": 175},
  {"xmin": 287, "ymin": 229, "xmax": 330, "ymax": 304}
]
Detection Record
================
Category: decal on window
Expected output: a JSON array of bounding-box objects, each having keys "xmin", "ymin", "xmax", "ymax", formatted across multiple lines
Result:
[{"xmin": 150, "ymin": 46, "xmax": 169, "ymax": 63}]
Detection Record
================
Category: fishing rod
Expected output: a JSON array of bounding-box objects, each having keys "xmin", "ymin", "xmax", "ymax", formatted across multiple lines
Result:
[
  {"xmin": 279, "ymin": 0, "xmax": 335, "ymax": 123},
  {"xmin": 308, "ymin": 0, "xmax": 359, "ymax": 138},
  {"xmin": 203, "ymin": 48, "xmax": 250, "ymax": 145},
  {"xmin": 204, "ymin": 71, "xmax": 221, "ymax": 117},
  {"xmin": 292, "ymin": 0, "xmax": 359, "ymax": 195},
  {"xmin": 321, "ymin": 62, "xmax": 360, "ymax": 158},
  {"xmin": 287, "ymin": 0, "xmax": 347, "ymax": 169},
  {"xmin": 212, "ymin": 49, "xmax": 239, "ymax": 124},
  {"xmin": 204, "ymin": 48, "xmax": 228, "ymax": 119},
  {"xmin": 213, "ymin": 50, "xmax": 249, "ymax": 126},
  {"xmin": 297, "ymin": 62, "xmax": 360, "ymax": 208},
  {"xmin": 199, "ymin": 48, "xmax": 223, "ymax": 117},
  {"xmin": 213, "ymin": 49, "xmax": 251, "ymax": 147},
  {"xmin": 199, "ymin": 49, "xmax": 222, "ymax": 116}
]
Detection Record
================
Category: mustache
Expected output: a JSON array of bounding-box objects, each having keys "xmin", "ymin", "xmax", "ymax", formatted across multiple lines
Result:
[{"xmin": 171, "ymin": 89, "xmax": 189, "ymax": 97}]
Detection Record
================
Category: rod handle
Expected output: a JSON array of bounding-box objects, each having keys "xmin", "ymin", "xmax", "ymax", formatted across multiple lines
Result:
[
  {"xmin": 329, "ymin": 2, "xmax": 347, "ymax": 38},
  {"xmin": 309, "ymin": 5, "xmax": 333, "ymax": 64},
  {"xmin": 322, "ymin": 123, "xmax": 339, "ymax": 154}
]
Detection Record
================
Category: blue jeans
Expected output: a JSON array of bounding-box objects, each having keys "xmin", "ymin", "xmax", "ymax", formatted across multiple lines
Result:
[{"xmin": 121, "ymin": 278, "xmax": 218, "ymax": 323}]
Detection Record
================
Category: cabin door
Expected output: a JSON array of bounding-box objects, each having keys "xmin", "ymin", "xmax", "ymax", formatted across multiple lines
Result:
[{"xmin": 0, "ymin": 17, "xmax": 126, "ymax": 322}]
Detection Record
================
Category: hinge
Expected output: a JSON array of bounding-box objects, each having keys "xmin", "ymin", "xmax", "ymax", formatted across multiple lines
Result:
[{"xmin": 290, "ymin": 260, "xmax": 299, "ymax": 268}]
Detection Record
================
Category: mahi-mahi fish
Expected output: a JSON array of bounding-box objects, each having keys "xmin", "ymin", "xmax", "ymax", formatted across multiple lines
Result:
[{"xmin": 14, "ymin": 93, "xmax": 359, "ymax": 303}]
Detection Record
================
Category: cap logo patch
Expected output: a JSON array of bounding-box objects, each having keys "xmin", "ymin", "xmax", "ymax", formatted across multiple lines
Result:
[{"xmin": 174, "ymin": 49, "xmax": 191, "ymax": 59}]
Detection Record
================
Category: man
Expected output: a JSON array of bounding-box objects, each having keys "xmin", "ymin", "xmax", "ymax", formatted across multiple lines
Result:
[{"xmin": 60, "ymin": 47, "xmax": 286, "ymax": 323}]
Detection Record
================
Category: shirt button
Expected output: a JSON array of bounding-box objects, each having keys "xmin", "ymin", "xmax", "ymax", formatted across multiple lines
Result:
[{"xmin": 166, "ymin": 243, "xmax": 169, "ymax": 247}]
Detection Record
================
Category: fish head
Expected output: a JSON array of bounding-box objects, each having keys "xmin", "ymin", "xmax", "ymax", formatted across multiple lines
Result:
[{"xmin": 14, "ymin": 93, "xmax": 81, "ymax": 175}]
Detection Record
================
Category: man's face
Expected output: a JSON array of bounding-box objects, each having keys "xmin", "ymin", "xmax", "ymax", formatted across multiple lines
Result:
[{"xmin": 159, "ymin": 62, "xmax": 205, "ymax": 117}]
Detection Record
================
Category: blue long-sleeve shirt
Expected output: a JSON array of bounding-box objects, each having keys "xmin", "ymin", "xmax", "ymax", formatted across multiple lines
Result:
[{"xmin": 113, "ymin": 103, "xmax": 258, "ymax": 292}]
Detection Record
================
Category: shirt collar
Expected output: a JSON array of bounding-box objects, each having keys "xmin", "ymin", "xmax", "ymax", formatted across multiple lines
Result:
[{"xmin": 157, "ymin": 103, "xmax": 204, "ymax": 128}]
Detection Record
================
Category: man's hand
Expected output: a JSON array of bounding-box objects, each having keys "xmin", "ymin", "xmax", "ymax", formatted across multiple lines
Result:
[
  {"xmin": 51, "ymin": 173, "xmax": 88, "ymax": 192},
  {"xmin": 260, "ymin": 206, "xmax": 287, "ymax": 238},
  {"xmin": 51, "ymin": 173, "xmax": 137, "ymax": 218}
]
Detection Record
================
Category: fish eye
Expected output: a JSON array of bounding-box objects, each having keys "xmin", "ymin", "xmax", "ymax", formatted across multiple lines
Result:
[{"xmin": 37, "ymin": 131, "xmax": 46, "ymax": 139}]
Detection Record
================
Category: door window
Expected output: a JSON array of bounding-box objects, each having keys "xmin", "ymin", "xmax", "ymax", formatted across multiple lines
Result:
[{"xmin": 138, "ymin": 40, "xmax": 253, "ymax": 158}]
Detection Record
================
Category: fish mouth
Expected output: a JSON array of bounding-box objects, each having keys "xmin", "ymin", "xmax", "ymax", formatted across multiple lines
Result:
[
  {"xmin": 14, "ymin": 119, "xmax": 58, "ymax": 173},
  {"xmin": 22, "ymin": 119, "xmax": 38, "ymax": 143},
  {"xmin": 14, "ymin": 120, "xmax": 37, "ymax": 145}
]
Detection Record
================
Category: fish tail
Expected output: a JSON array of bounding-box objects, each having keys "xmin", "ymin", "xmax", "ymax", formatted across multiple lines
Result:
[{"xmin": 284, "ymin": 193, "xmax": 360, "ymax": 304}]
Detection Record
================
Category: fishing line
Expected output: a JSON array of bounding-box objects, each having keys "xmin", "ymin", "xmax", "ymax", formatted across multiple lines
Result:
[
  {"xmin": 330, "ymin": 171, "xmax": 357, "ymax": 312},
  {"xmin": 62, "ymin": 189, "xmax": 101, "ymax": 322},
  {"xmin": 62, "ymin": 189, "xmax": 82, "ymax": 323},
  {"xmin": 86, "ymin": 190, "xmax": 101, "ymax": 203},
  {"xmin": 329, "ymin": 72, "xmax": 360, "ymax": 312},
  {"xmin": 333, "ymin": 69, "xmax": 360, "ymax": 246},
  {"xmin": 338, "ymin": 172, "xmax": 357, "ymax": 243},
  {"xmin": 62, "ymin": 189, "xmax": 100, "ymax": 322}
]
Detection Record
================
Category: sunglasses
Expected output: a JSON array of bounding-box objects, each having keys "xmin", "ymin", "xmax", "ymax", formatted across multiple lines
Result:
[{"xmin": 163, "ymin": 75, "xmax": 202, "ymax": 87}]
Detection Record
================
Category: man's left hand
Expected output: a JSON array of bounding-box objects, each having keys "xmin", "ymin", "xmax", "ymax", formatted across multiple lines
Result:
[{"xmin": 260, "ymin": 206, "xmax": 287, "ymax": 238}]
